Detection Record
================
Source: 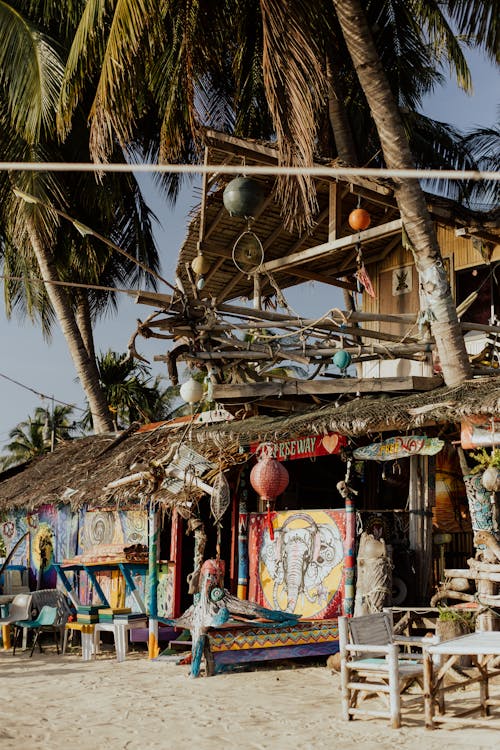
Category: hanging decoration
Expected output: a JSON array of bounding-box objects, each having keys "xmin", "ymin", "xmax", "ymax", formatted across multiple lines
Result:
[
  {"xmin": 232, "ymin": 224, "xmax": 264, "ymax": 276},
  {"xmin": 191, "ymin": 253, "xmax": 211, "ymax": 291},
  {"xmin": 179, "ymin": 377, "xmax": 204, "ymax": 406},
  {"xmin": 210, "ymin": 471, "xmax": 231, "ymax": 558},
  {"xmin": 348, "ymin": 207, "xmax": 371, "ymax": 232},
  {"xmin": 333, "ymin": 349, "xmax": 352, "ymax": 375},
  {"xmin": 354, "ymin": 243, "xmax": 376, "ymax": 298},
  {"xmin": 250, "ymin": 444, "xmax": 289, "ymax": 541},
  {"xmin": 223, "ymin": 176, "xmax": 265, "ymax": 219}
]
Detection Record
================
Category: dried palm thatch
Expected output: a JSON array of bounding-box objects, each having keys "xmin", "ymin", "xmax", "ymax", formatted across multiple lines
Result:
[{"xmin": 0, "ymin": 375, "xmax": 499, "ymax": 515}]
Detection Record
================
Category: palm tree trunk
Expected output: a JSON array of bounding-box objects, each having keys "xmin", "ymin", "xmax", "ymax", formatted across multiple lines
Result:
[
  {"xmin": 25, "ymin": 217, "xmax": 114, "ymax": 433},
  {"xmin": 75, "ymin": 291, "xmax": 97, "ymax": 361},
  {"xmin": 326, "ymin": 54, "xmax": 358, "ymax": 165},
  {"xmin": 332, "ymin": 0, "xmax": 472, "ymax": 387}
]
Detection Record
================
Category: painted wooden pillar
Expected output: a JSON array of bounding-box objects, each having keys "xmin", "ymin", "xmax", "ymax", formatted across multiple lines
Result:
[
  {"xmin": 237, "ymin": 474, "xmax": 249, "ymax": 600},
  {"xmin": 343, "ymin": 494, "xmax": 356, "ymax": 615},
  {"xmin": 170, "ymin": 509, "xmax": 183, "ymax": 618},
  {"xmin": 147, "ymin": 503, "xmax": 159, "ymax": 658}
]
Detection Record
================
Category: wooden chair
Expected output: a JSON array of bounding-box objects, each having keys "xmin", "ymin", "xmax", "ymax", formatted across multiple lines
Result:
[{"xmin": 339, "ymin": 612, "xmax": 430, "ymax": 728}]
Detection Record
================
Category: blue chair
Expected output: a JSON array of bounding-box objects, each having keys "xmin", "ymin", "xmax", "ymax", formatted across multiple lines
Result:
[{"xmin": 13, "ymin": 605, "xmax": 60, "ymax": 657}]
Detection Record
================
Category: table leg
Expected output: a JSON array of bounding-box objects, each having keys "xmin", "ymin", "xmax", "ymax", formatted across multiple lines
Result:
[
  {"xmin": 478, "ymin": 657, "xmax": 489, "ymax": 717},
  {"xmin": 114, "ymin": 624, "xmax": 127, "ymax": 662},
  {"xmin": 81, "ymin": 630, "xmax": 94, "ymax": 661},
  {"xmin": 423, "ymin": 650, "xmax": 435, "ymax": 729}
]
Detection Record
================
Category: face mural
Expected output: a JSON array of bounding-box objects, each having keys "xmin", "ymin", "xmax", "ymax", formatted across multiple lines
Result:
[{"xmin": 249, "ymin": 510, "xmax": 345, "ymax": 618}]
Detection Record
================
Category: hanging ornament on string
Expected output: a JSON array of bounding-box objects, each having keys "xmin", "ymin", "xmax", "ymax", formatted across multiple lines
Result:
[
  {"xmin": 210, "ymin": 470, "xmax": 231, "ymax": 559},
  {"xmin": 250, "ymin": 444, "xmax": 289, "ymax": 541},
  {"xmin": 354, "ymin": 242, "xmax": 376, "ymax": 298},
  {"xmin": 348, "ymin": 206, "xmax": 371, "ymax": 232},
  {"xmin": 191, "ymin": 252, "xmax": 211, "ymax": 291}
]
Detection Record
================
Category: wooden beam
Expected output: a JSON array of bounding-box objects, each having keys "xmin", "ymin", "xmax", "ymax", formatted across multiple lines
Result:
[
  {"xmin": 211, "ymin": 375, "xmax": 443, "ymax": 399},
  {"xmin": 288, "ymin": 267, "xmax": 358, "ymax": 291},
  {"xmin": 204, "ymin": 130, "xmax": 393, "ymax": 197},
  {"xmin": 328, "ymin": 182, "xmax": 341, "ymax": 241},
  {"xmin": 349, "ymin": 184, "xmax": 397, "ymax": 210},
  {"xmin": 261, "ymin": 219, "xmax": 403, "ymax": 273}
]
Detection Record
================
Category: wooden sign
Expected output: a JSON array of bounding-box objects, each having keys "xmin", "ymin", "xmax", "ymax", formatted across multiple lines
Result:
[
  {"xmin": 353, "ymin": 436, "xmax": 444, "ymax": 461},
  {"xmin": 250, "ymin": 433, "xmax": 347, "ymax": 461}
]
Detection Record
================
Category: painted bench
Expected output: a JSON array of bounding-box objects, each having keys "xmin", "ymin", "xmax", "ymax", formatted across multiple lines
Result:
[{"xmin": 204, "ymin": 618, "xmax": 339, "ymax": 675}]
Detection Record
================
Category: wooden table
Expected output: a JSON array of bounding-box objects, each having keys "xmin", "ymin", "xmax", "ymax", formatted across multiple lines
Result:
[{"xmin": 423, "ymin": 631, "xmax": 500, "ymax": 729}]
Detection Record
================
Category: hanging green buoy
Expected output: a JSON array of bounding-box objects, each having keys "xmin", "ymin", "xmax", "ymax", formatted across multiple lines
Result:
[
  {"xmin": 333, "ymin": 349, "xmax": 352, "ymax": 372},
  {"xmin": 223, "ymin": 177, "xmax": 265, "ymax": 218}
]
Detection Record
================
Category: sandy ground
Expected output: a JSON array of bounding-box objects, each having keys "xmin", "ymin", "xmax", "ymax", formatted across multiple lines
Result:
[{"xmin": 1, "ymin": 641, "xmax": 500, "ymax": 750}]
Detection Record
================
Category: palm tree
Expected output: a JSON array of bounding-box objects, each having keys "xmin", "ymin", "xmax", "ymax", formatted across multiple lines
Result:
[
  {"xmin": 330, "ymin": 0, "xmax": 472, "ymax": 386},
  {"xmin": 80, "ymin": 350, "xmax": 173, "ymax": 431},
  {"xmin": 0, "ymin": 404, "xmax": 74, "ymax": 469},
  {"xmin": 462, "ymin": 119, "xmax": 500, "ymax": 207},
  {"xmin": 0, "ymin": 2, "xmax": 160, "ymax": 432}
]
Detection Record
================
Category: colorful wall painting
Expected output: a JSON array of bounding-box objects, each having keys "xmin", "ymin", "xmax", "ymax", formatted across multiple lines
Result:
[
  {"xmin": 0, "ymin": 505, "xmax": 149, "ymax": 604},
  {"xmin": 248, "ymin": 509, "xmax": 346, "ymax": 619}
]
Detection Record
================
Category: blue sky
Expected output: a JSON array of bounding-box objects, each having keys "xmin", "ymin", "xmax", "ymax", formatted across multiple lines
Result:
[{"xmin": 0, "ymin": 46, "xmax": 498, "ymax": 451}]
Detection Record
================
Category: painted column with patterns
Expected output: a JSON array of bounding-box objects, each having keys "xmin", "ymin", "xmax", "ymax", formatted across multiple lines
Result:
[
  {"xmin": 237, "ymin": 474, "xmax": 249, "ymax": 600},
  {"xmin": 343, "ymin": 495, "xmax": 356, "ymax": 615},
  {"xmin": 147, "ymin": 503, "xmax": 159, "ymax": 658}
]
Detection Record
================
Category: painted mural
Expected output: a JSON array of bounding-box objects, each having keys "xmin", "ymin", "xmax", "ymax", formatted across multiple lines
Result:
[
  {"xmin": 248, "ymin": 509, "xmax": 345, "ymax": 619},
  {"xmin": 0, "ymin": 506, "xmax": 148, "ymax": 604}
]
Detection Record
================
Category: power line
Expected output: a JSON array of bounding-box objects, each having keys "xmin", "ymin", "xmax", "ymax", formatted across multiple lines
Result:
[
  {"xmin": 0, "ymin": 274, "xmax": 140, "ymax": 296},
  {"xmin": 0, "ymin": 371, "xmax": 86, "ymax": 413},
  {"xmin": 1, "ymin": 161, "xmax": 499, "ymax": 182}
]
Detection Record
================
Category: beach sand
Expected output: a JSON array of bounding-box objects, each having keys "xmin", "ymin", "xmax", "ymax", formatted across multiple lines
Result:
[{"xmin": 1, "ymin": 643, "xmax": 500, "ymax": 750}]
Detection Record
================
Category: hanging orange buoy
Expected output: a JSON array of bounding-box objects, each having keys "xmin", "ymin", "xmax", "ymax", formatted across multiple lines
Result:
[{"xmin": 348, "ymin": 208, "xmax": 371, "ymax": 231}]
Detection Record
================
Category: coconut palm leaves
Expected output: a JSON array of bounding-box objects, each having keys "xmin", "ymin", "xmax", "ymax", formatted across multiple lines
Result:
[
  {"xmin": 0, "ymin": 2, "xmax": 64, "ymax": 142},
  {"xmin": 81, "ymin": 350, "xmax": 173, "ymax": 430}
]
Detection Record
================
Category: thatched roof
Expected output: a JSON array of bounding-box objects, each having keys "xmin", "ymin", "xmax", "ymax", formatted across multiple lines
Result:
[{"xmin": 1, "ymin": 375, "xmax": 499, "ymax": 514}]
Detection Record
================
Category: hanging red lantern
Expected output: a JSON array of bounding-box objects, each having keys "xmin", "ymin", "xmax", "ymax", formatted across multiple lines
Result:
[
  {"xmin": 348, "ymin": 208, "xmax": 371, "ymax": 231},
  {"xmin": 250, "ymin": 446, "xmax": 289, "ymax": 540}
]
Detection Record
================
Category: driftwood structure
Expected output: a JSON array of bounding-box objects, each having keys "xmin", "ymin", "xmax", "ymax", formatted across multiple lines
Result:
[
  {"xmin": 431, "ymin": 449, "xmax": 500, "ymax": 629},
  {"xmin": 123, "ymin": 130, "xmax": 500, "ymax": 415}
]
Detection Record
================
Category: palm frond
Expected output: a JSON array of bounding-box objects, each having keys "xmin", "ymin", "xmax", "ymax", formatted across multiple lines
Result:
[{"xmin": 0, "ymin": 4, "xmax": 64, "ymax": 142}]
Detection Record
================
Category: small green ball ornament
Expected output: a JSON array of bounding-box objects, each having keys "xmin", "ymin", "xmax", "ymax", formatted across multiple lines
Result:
[{"xmin": 333, "ymin": 349, "xmax": 351, "ymax": 371}]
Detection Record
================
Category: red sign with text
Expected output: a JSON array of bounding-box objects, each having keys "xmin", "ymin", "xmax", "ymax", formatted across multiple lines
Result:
[{"xmin": 250, "ymin": 433, "xmax": 347, "ymax": 461}]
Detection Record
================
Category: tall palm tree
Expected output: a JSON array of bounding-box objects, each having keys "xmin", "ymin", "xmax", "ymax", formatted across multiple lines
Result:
[
  {"xmin": 331, "ymin": 0, "xmax": 472, "ymax": 386},
  {"xmin": 0, "ymin": 2, "xmax": 160, "ymax": 432}
]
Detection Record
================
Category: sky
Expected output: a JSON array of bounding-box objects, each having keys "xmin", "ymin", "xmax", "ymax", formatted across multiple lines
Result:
[{"xmin": 0, "ymin": 46, "xmax": 498, "ymax": 453}]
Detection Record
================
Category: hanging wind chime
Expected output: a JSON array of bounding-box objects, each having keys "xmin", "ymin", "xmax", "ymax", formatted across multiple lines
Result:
[
  {"xmin": 250, "ymin": 445, "xmax": 289, "ymax": 541},
  {"xmin": 349, "ymin": 201, "xmax": 375, "ymax": 298},
  {"xmin": 210, "ymin": 470, "xmax": 231, "ymax": 559}
]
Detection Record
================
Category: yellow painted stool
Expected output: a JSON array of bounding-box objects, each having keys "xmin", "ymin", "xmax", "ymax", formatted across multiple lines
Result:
[{"xmin": 63, "ymin": 622, "xmax": 95, "ymax": 660}]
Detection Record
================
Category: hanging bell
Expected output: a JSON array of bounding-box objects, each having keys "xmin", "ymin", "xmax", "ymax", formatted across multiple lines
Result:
[{"xmin": 223, "ymin": 177, "xmax": 265, "ymax": 218}]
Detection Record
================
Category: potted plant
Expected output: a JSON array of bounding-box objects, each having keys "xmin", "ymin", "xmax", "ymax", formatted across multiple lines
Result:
[
  {"xmin": 437, "ymin": 607, "xmax": 476, "ymax": 666},
  {"xmin": 470, "ymin": 447, "xmax": 500, "ymax": 492}
]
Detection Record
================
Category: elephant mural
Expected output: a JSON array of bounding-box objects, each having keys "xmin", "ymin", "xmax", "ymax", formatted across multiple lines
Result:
[{"xmin": 259, "ymin": 512, "xmax": 344, "ymax": 614}]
